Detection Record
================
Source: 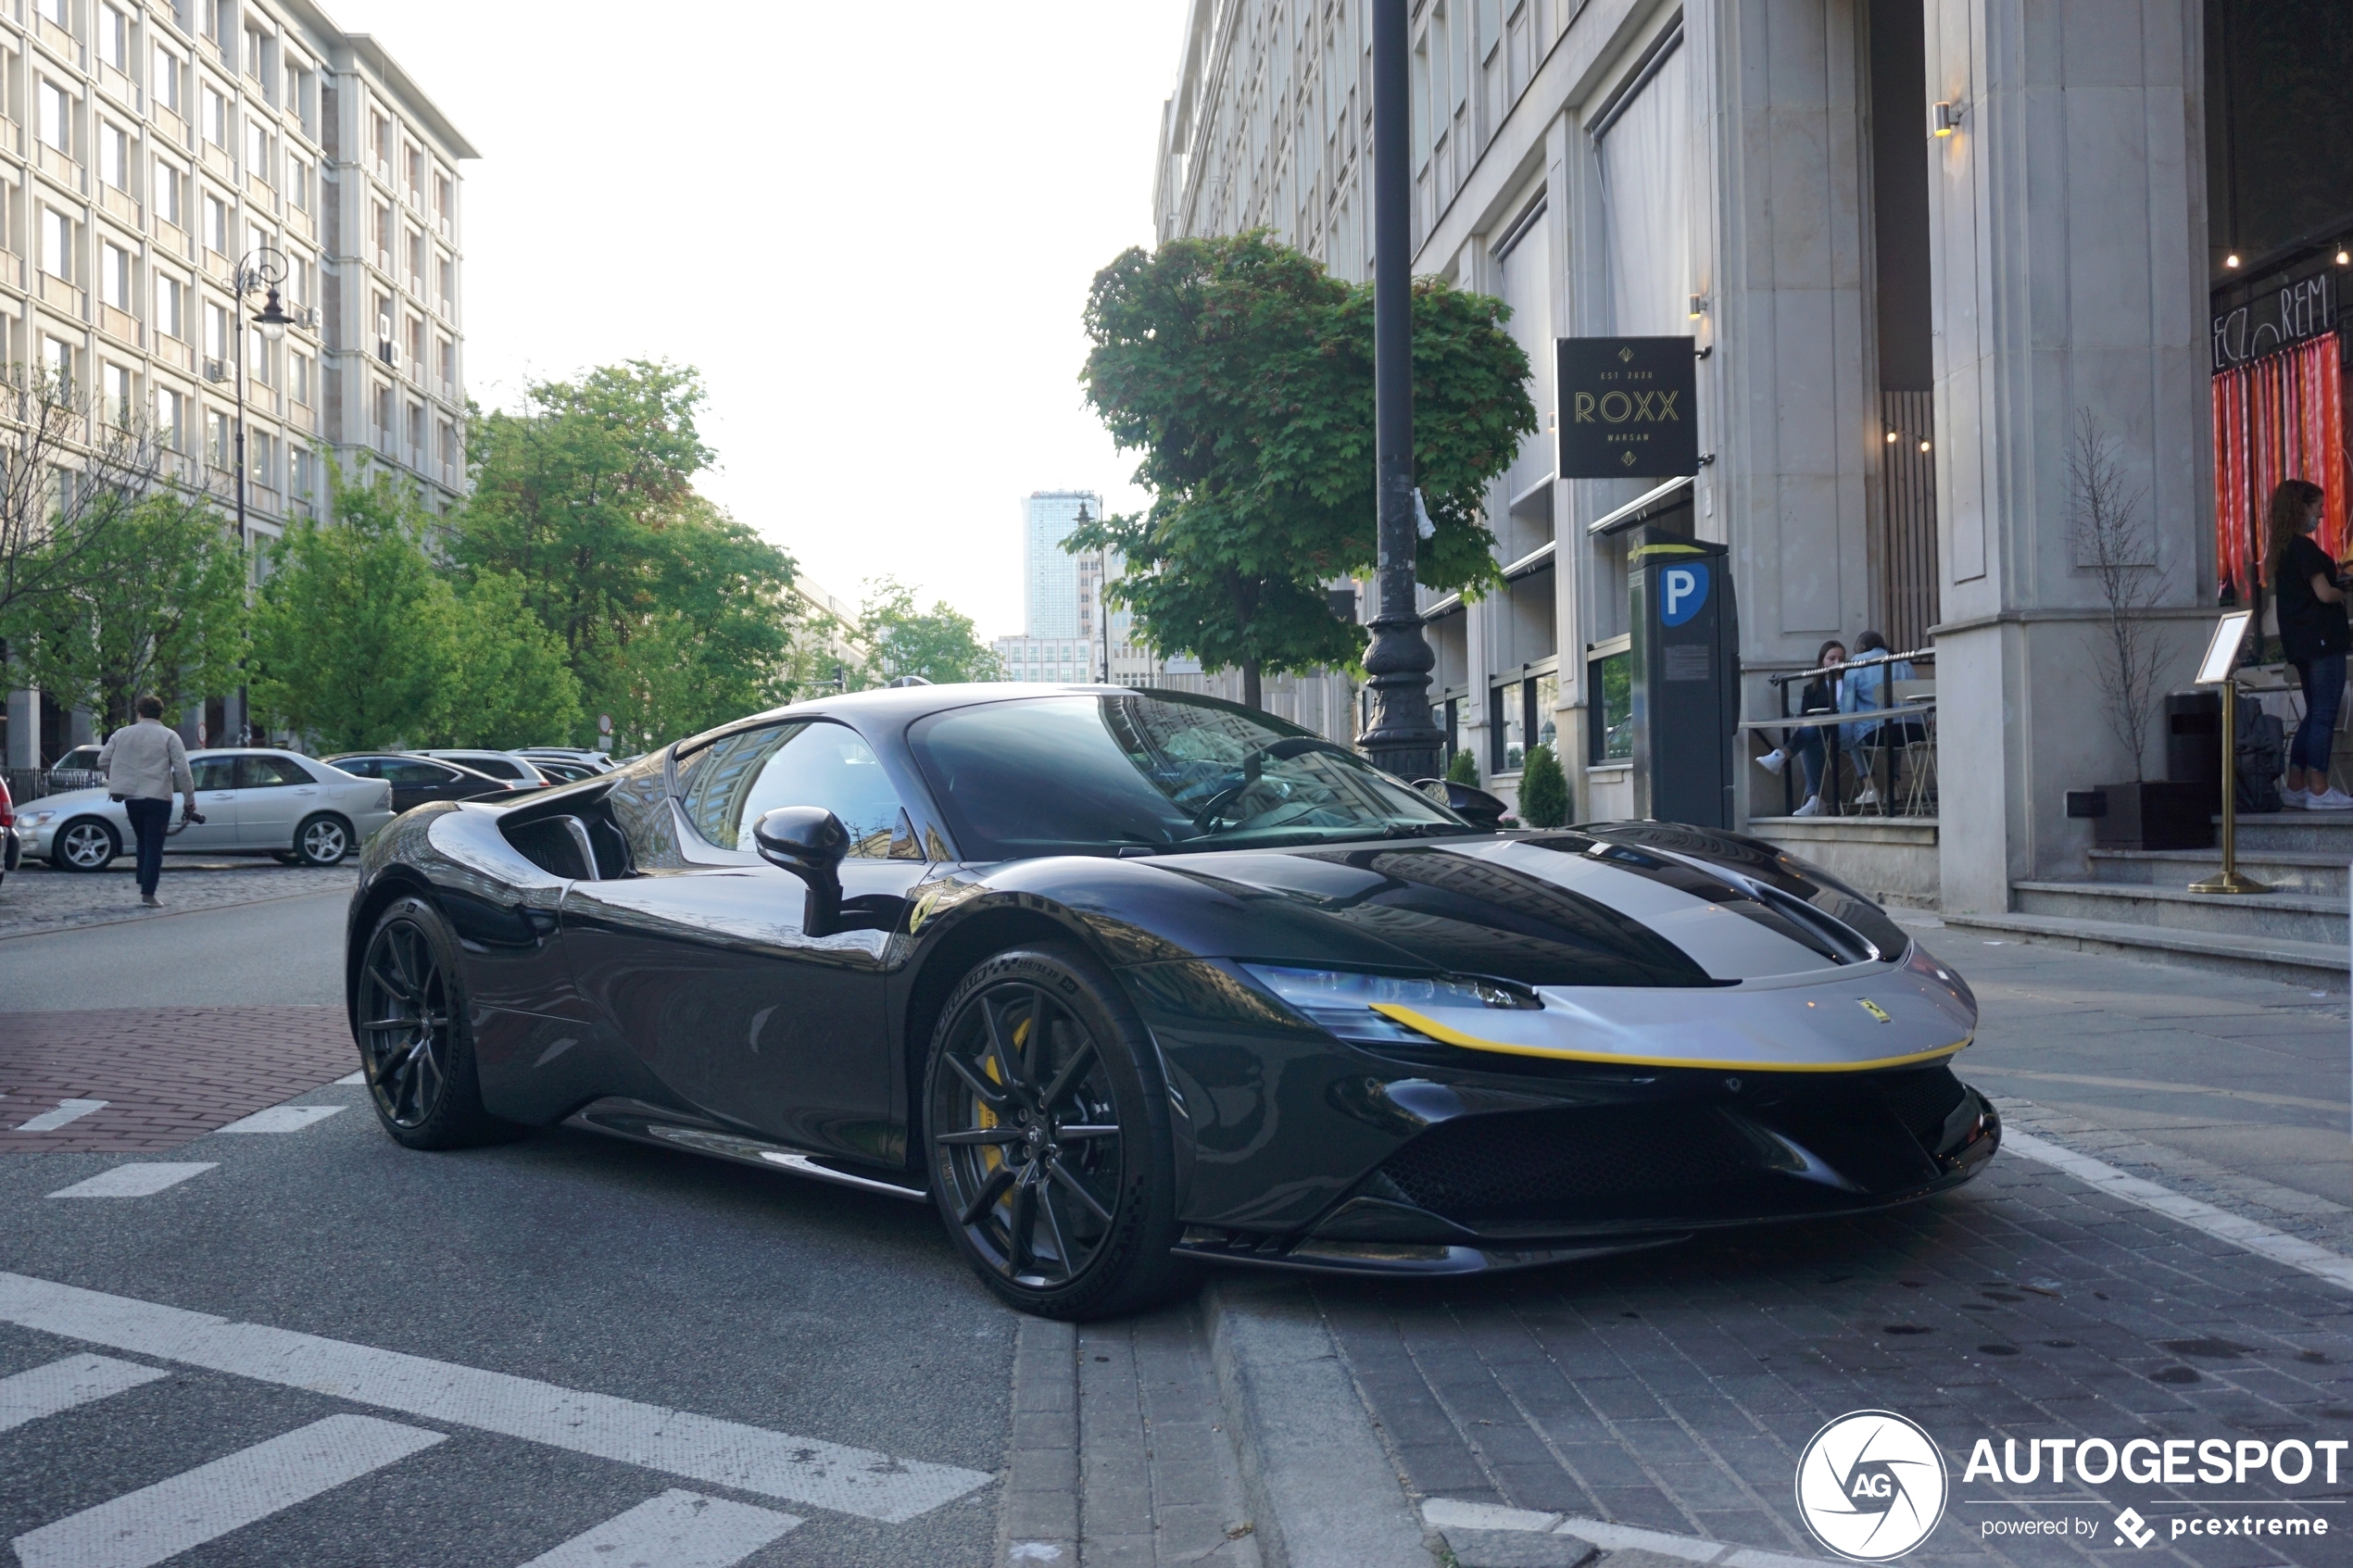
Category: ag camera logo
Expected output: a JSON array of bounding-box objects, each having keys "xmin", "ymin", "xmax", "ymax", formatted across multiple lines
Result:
[{"xmin": 1795, "ymin": 1411, "xmax": 1949, "ymax": 1561}]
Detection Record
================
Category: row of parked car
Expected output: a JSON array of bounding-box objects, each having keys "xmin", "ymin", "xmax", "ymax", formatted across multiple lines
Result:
[{"xmin": 0, "ymin": 745, "xmax": 614, "ymax": 884}]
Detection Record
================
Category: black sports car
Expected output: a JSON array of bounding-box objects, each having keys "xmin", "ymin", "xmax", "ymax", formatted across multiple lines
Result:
[{"xmin": 345, "ymin": 684, "xmax": 1996, "ymax": 1319}]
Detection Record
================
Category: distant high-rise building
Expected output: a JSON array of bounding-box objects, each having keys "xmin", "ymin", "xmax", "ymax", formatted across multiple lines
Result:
[{"xmin": 1024, "ymin": 490, "xmax": 1098, "ymax": 638}]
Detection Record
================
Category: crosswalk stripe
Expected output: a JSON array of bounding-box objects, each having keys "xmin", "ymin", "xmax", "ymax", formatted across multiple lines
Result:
[
  {"xmin": 213, "ymin": 1105, "xmax": 344, "ymax": 1134},
  {"xmin": 0, "ymin": 1270, "xmax": 993, "ymax": 1524},
  {"xmin": 17, "ymin": 1099, "xmax": 107, "ymax": 1132},
  {"xmin": 333, "ymin": 1071, "xmax": 366, "ymax": 1085},
  {"xmin": 0, "ymin": 1354, "xmax": 170, "ymax": 1433},
  {"xmin": 515, "ymin": 1488, "xmax": 801, "ymax": 1568},
  {"xmin": 47, "ymin": 1164, "xmax": 218, "ymax": 1199},
  {"xmin": 10, "ymin": 1413, "xmax": 446, "ymax": 1568}
]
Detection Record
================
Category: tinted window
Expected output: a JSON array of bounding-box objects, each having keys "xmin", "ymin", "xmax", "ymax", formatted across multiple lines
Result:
[
  {"xmin": 191, "ymin": 758, "xmax": 235, "ymax": 791},
  {"xmin": 238, "ymin": 755, "xmax": 316, "ymax": 788},
  {"xmin": 334, "ymin": 757, "xmax": 384, "ymax": 778},
  {"xmin": 676, "ymin": 721, "xmax": 913, "ymax": 858},
  {"xmin": 909, "ymin": 694, "xmax": 1466, "ymax": 859},
  {"xmin": 454, "ymin": 755, "xmax": 522, "ymax": 780},
  {"xmin": 384, "ymin": 759, "xmax": 459, "ymax": 785}
]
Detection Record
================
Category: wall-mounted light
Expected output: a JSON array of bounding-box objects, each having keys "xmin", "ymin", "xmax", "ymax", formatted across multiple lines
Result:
[
  {"xmin": 1919, "ymin": 439, "xmax": 1932, "ymax": 454},
  {"xmin": 1931, "ymin": 101, "xmax": 1959, "ymax": 137},
  {"xmin": 2225, "ymin": 253, "xmax": 2242, "ymax": 269},
  {"xmin": 2338, "ymin": 247, "xmax": 2350, "ymax": 267},
  {"xmin": 1884, "ymin": 430, "xmax": 1900, "ymax": 444},
  {"xmin": 1688, "ymin": 293, "xmax": 1708, "ymax": 320}
]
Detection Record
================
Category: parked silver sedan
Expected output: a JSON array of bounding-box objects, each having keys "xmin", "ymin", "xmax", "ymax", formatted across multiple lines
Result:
[{"xmin": 15, "ymin": 749, "xmax": 396, "ymax": 870}]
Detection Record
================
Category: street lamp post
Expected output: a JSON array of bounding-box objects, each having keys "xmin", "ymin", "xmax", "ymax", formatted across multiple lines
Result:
[
  {"xmin": 1353, "ymin": 0, "xmax": 1443, "ymax": 782},
  {"xmin": 227, "ymin": 246, "xmax": 293, "ymax": 554},
  {"xmin": 1076, "ymin": 502, "xmax": 1112, "ymax": 684}
]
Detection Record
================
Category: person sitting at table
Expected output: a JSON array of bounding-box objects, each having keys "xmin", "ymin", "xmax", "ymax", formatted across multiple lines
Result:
[
  {"xmin": 1755, "ymin": 639, "xmax": 1845, "ymax": 816},
  {"xmin": 1839, "ymin": 631, "xmax": 1920, "ymax": 809}
]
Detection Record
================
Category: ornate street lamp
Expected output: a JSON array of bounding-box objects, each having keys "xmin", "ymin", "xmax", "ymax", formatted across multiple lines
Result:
[
  {"xmin": 1353, "ymin": 0, "xmax": 1443, "ymax": 781},
  {"xmin": 228, "ymin": 245, "xmax": 292, "ymax": 552}
]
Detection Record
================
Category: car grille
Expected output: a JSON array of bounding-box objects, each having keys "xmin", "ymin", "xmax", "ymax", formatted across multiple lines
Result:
[
  {"xmin": 1372, "ymin": 1107, "xmax": 1760, "ymax": 1223},
  {"xmin": 1873, "ymin": 1065, "xmax": 1969, "ymax": 1149}
]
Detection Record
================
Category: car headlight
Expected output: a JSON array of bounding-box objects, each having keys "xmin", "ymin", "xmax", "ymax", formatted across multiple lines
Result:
[
  {"xmin": 20, "ymin": 810, "xmax": 54, "ymax": 827},
  {"xmin": 1240, "ymin": 963, "xmax": 1538, "ymax": 1046}
]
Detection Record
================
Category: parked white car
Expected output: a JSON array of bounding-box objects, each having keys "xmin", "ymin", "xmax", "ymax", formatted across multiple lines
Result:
[{"xmin": 15, "ymin": 749, "xmax": 396, "ymax": 871}]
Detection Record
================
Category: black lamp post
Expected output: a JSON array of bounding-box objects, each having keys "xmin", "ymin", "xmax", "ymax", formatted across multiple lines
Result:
[
  {"xmin": 1353, "ymin": 0, "xmax": 1443, "ymax": 782},
  {"xmin": 1076, "ymin": 501, "xmax": 1111, "ymax": 684},
  {"xmin": 229, "ymin": 245, "xmax": 292, "ymax": 553}
]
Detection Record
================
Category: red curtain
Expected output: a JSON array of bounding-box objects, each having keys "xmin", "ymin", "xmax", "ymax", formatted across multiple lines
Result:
[{"xmin": 2212, "ymin": 332, "xmax": 2348, "ymax": 599}]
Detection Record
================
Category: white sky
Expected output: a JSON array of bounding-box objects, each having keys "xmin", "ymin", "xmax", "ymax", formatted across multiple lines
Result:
[{"xmin": 324, "ymin": 0, "xmax": 1191, "ymax": 639}]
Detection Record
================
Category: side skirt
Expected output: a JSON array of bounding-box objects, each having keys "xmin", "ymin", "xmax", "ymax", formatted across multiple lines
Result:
[{"xmin": 561, "ymin": 1097, "xmax": 930, "ymax": 1204}]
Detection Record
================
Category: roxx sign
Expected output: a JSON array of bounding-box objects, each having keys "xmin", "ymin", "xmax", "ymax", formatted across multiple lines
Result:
[{"xmin": 1556, "ymin": 336, "xmax": 1699, "ymax": 479}]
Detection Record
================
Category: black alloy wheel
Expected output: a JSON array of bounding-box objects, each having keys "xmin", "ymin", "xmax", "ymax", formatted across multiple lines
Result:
[
  {"xmin": 296, "ymin": 813, "xmax": 351, "ymax": 867},
  {"xmin": 355, "ymin": 897, "xmax": 514, "ymax": 1149},
  {"xmin": 54, "ymin": 818, "xmax": 119, "ymax": 872},
  {"xmin": 925, "ymin": 944, "xmax": 1190, "ymax": 1319}
]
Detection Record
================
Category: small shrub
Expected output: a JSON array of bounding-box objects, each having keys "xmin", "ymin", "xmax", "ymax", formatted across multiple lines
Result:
[
  {"xmin": 1444, "ymin": 748, "xmax": 1480, "ymax": 785},
  {"xmin": 1517, "ymin": 742, "xmax": 1571, "ymax": 828}
]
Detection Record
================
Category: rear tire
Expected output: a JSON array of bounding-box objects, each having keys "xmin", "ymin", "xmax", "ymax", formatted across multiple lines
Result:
[
  {"xmin": 295, "ymin": 813, "xmax": 351, "ymax": 867},
  {"xmin": 53, "ymin": 818, "xmax": 119, "ymax": 872},
  {"xmin": 354, "ymin": 896, "xmax": 519, "ymax": 1149},
  {"xmin": 924, "ymin": 942, "xmax": 1192, "ymax": 1320}
]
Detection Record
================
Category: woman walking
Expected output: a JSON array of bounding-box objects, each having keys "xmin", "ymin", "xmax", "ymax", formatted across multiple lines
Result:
[{"xmin": 2266, "ymin": 478, "xmax": 2352, "ymax": 809}]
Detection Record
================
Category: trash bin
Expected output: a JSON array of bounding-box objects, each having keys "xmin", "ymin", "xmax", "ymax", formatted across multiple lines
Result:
[{"xmin": 2166, "ymin": 688, "xmax": 2221, "ymax": 812}]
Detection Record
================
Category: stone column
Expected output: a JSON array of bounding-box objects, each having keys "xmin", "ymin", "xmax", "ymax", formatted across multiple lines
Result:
[
  {"xmin": 4, "ymin": 684, "xmax": 35, "ymax": 769},
  {"xmin": 1923, "ymin": 0, "xmax": 2210, "ymax": 914}
]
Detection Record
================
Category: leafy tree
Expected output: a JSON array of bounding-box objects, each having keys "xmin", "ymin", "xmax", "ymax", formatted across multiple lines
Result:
[
  {"xmin": 0, "ymin": 365, "xmax": 168, "ymax": 628},
  {"xmin": 1443, "ymin": 747, "xmax": 1480, "ymax": 786},
  {"xmin": 248, "ymin": 469, "xmax": 449, "ymax": 751},
  {"xmin": 1075, "ymin": 232, "xmax": 1536, "ymax": 708},
  {"xmin": 854, "ymin": 577, "xmax": 1003, "ymax": 685},
  {"xmin": 1, "ymin": 494, "xmax": 245, "ymax": 732},
  {"xmin": 423, "ymin": 570, "xmax": 583, "ymax": 748},
  {"xmin": 1517, "ymin": 742, "xmax": 1571, "ymax": 828},
  {"xmin": 456, "ymin": 361, "xmax": 801, "ymax": 746}
]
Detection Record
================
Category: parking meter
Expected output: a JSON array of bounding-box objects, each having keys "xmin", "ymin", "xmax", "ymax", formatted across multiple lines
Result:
[{"xmin": 1629, "ymin": 527, "xmax": 1741, "ymax": 828}]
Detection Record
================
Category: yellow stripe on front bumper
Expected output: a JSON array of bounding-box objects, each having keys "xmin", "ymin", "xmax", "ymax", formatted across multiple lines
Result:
[{"xmin": 1365, "ymin": 1003, "xmax": 1970, "ymax": 1073}]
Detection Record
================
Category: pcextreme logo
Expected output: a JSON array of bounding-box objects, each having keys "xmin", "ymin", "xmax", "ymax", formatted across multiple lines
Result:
[{"xmin": 1794, "ymin": 1411, "xmax": 1950, "ymax": 1561}]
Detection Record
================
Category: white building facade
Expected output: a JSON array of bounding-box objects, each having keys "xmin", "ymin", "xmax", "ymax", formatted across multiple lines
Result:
[
  {"xmin": 1155, "ymin": 0, "xmax": 2230, "ymax": 913},
  {"xmin": 3, "ymin": 0, "xmax": 471, "ymax": 765}
]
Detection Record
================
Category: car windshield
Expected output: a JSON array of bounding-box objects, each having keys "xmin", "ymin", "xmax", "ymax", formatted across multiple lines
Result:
[{"xmin": 908, "ymin": 692, "xmax": 1473, "ymax": 859}]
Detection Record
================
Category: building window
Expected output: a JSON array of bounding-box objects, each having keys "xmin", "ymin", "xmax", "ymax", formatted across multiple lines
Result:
[
  {"xmin": 292, "ymin": 446, "xmax": 317, "ymax": 512},
  {"xmin": 101, "ymin": 361, "xmax": 132, "ymax": 425},
  {"xmin": 405, "ymin": 145, "xmax": 422, "ymax": 194},
  {"xmin": 406, "ymin": 314, "xmax": 422, "ymax": 374},
  {"xmin": 369, "ymin": 110, "xmax": 389, "ymax": 167},
  {"xmin": 287, "ymin": 155, "xmax": 309, "ymax": 212},
  {"xmin": 98, "ymin": 6, "xmax": 129, "ymax": 71},
  {"xmin": 98, "ymin": 241, "xmax": 130, "ymax": 310},
  {"xmin": 154, "ymin": 274, "xmax": 184, "ymax": 340},
  {"xmin": 434, "ymin": 171, "xmax": 452, "ymax": 223},
  {"xmin": 372, "ymin": 294, "xmax": 392, "ymax": 353},
  {"xmin": 40, "ymin": 207, "xmax": 71, "ymax": 281},
  {"xmin": 371, "ymin": 201, "xmax": 390, "ymax": 263},
  {"xmin": 243, "ymin": 26, "xmax": 268, "ymax": 85},
  {"xmin": 153, "ymin": 48, "xmax": 183, "ymax": 115},
  {"xmin": 248, "ymin": 325, "xmax": 271, "ymax": 385},
  {"xmin": 206, "ymin": 408, "xmax": 229, "ymax": 467},
  {"xmin": 437, "ymin": 419, "xmax": 456, "ymax": 473},
  {"xmin": 204, "ymin": 0, "xmax": 230, "ymax": 44},
  {"xmin": 204, "ymin": 300, "xmax": 229, "ymax": 366},
  {"xmin": 36, "ymin": 0, "xmax": 65, "ymax": 25},
  {"xmin": 436, "ymin": 255, "xmax": 454, "ymax": 307},
  {"xmin": 42, "ymin": 335, "xmax": 71, "ymax": 390},
  {"xmin": 434, "ymin": 335, "xmax": 453, "ymax": 393},
  {"xmin": 37, "ymin": 80, "xmax": 69, "ymax": 154},
  {"xmin": 290, "ymin": 349, "xmax": 310, "ymax": 406},
  {"xmin": 203, "ymin": 193, "xmax": 227, "ymax": 255},
  {"xmin": 407, "ymin": 399, "xmax": 423, "ymax": 452},
  {"xmin": 372, "ymin": 383, "xmax": 392, "ymax": 448},
  {"xmin": 202, "ymin": 85, "xmax": 228, "ymax": 149},
  {"xmin": 245, "ymin": 119, "xmax": 269, "ymax": 182},
  {"xmin": 153, "ymin": 162, "xmax": 184, "ymax": 229},
  {"xmin": 99, "ymin": 122, "xmax": 127, "ymax": 190},
  {"xmin": 155, "ymin": 386, "xmax": 183, "ymax": 450},
  {"xmin": 405, "ymin": 228, "xmax": 422, "ymax": 286}
]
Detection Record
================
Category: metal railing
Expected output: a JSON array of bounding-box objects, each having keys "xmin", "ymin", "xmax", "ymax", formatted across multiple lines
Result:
[{"xmin": 1746, "ymin": 647, "xmax": 1938, "ymax": 819}]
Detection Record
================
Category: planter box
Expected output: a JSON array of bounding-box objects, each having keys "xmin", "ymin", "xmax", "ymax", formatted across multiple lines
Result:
[{"xmin": 2084, "ymin": 780, "xmax": 2216, "ymax": 851}]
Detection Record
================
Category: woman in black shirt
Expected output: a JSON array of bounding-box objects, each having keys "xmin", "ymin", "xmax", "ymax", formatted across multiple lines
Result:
[{"xmin": 2266, "ymin": 478, "xmax": 2349, "ymax": 809}]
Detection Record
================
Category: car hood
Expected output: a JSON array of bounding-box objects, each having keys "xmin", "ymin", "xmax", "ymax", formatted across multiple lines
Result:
[{"xmin": 16, "ymin": 786, "xmax": 109, "ymax": 813}]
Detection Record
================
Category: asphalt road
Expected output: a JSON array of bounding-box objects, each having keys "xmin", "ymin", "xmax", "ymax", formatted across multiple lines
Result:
[{"xmin": 0, "ymin": 880, "xmax": 1018, "ymax": 1566}]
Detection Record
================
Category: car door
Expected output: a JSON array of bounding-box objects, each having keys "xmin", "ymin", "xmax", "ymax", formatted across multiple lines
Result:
[
  {"xmin": 234, "ymin": 754, "xmax": 318, "ymax": 847},
  {"xmin": 375, "ymin": 759, "xmax": 465, "ymax": 812},
  {"xmin": 560, "ymin": 720, "xmax": 931, "ymax": 1160},
  {"xmin": 177, "ymin": 757, "xmax": 240, "ymax": 850}
]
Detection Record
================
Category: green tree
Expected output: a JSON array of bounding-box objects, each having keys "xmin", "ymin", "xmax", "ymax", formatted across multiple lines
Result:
[
  {"xmin": 1, "ymin": 494, "xmax": 245, "ymax": 732},
  {"xmin": 1517, "ymin": 742, "xmax": 1571, "ymax": 828},
  {"xmin": 456, "ymin": 361, "xmax": 802, "ymax": 746},
  {"xmin": 1075, "ymin": 231, "xmax": 1536, "ymax": 707},
  {"xmin": 1443, "ymin": 747, "xmax": 1480, "ymax": 786},
  {"xmin": 422, "ymin": 570, "xmax": 584, "ymax": 748},
  {"xmin": 248, "ymin": 468, "xmax": 448, "ymax": 750},
  {"xmin": 854, "ymin": 577, "xmax": 1003, "ymax": 685}
]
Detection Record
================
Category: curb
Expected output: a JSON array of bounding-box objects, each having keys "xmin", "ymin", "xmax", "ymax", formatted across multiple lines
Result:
[
  {"xmin": 1200, "ymin": 1274, "xmax": 1431, "ymax": 1568},
  {"xmin": 998, "ymin": 1315, "xmax": 1077, "ymax": 1567}
]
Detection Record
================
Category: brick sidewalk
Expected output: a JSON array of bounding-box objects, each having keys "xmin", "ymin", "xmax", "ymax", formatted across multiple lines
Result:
[
  {"xmin": 0, "ymin": 1006, "xmax": 357, "ymax": 1151},
  {"xmin": 0, "ymin": 861, "xmax": 357, "ymax": 940}
]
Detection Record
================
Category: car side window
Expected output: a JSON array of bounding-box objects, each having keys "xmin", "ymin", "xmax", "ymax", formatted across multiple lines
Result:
[
  {"xmin": 238, "ymin": 755, "xmax": 316, "ymax": 789},
  {"xmin": 192, "ymin": 758, "xmax": 235, "ymax": 791},
  {"xmin": 384, "ymin": 760, "xmax": 456, "ymax": 785},
  {"xmin": 678, "ymin": 722, "xmax": 917, "ymax": 859},
  {"xmin": 464, "ymin": 757, "xmax": 522, "ymax": 780},
  {"xmin": 336, "ymin": 758, "xmax": 383, "ymax": 779}
]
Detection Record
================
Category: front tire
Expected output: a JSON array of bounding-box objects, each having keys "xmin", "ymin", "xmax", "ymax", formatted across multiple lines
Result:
[
  {"xmin": 925, "ymin": 943, "xmax": 1191, "ymax": 1319},
  {"xmin": 295, "ymin": 813, "xmax": 352, "ymax": 867},
  {"xmin": 354, "ymin": 896, "xmax": 517, "ymax": 1149},
  {"xmin": 53, "ymin": 818, "xmax": 120, "ymax": 872}
]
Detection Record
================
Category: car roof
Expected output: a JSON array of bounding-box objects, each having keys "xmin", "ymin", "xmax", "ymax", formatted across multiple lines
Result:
[{"xmin": 675, "ymin": 683, "xmax": 1298, "ymax": 753}]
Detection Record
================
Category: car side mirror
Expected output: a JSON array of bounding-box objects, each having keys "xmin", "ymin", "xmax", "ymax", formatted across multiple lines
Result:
[{"xmin": 754, "ymin": 806, "xmax": 849, "ymax": 935}]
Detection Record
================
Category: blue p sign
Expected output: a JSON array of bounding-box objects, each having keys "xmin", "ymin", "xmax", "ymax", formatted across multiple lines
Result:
[{"xmin": 1660, "ymin": 562, "xmax": 1710, "ymax": 626}]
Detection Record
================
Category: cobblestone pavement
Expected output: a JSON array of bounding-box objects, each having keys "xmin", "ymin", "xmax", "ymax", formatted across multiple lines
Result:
[
  {"xmin": 0, "ymin": 859, "xmax": 357, "ymax": 939},
  {"xmin": 0, "ymin": 1007, "xmax": 356, "ymax": 1151}
]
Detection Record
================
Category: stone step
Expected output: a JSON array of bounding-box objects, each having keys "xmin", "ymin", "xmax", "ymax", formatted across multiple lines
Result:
[
  {"xmin": 2229, "ymin": 810, "xmax": 2353, "ymax": 854},
  {"xmin": 2013, "ymin": 878, "xmax": 2347, "ymax": 945},
  {"xmin": 2087, "ymin": 847, "xmax": 2350, "ymax": 897},
  {"xmin": 1935, "ymin": 908, "xmax": 2347, "ymax": 991}
]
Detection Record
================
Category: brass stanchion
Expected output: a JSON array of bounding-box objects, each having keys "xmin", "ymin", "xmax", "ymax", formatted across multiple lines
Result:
[{"xmin": 2189, "ymin": 610, "xmax": 2271, "ymax": 896}]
